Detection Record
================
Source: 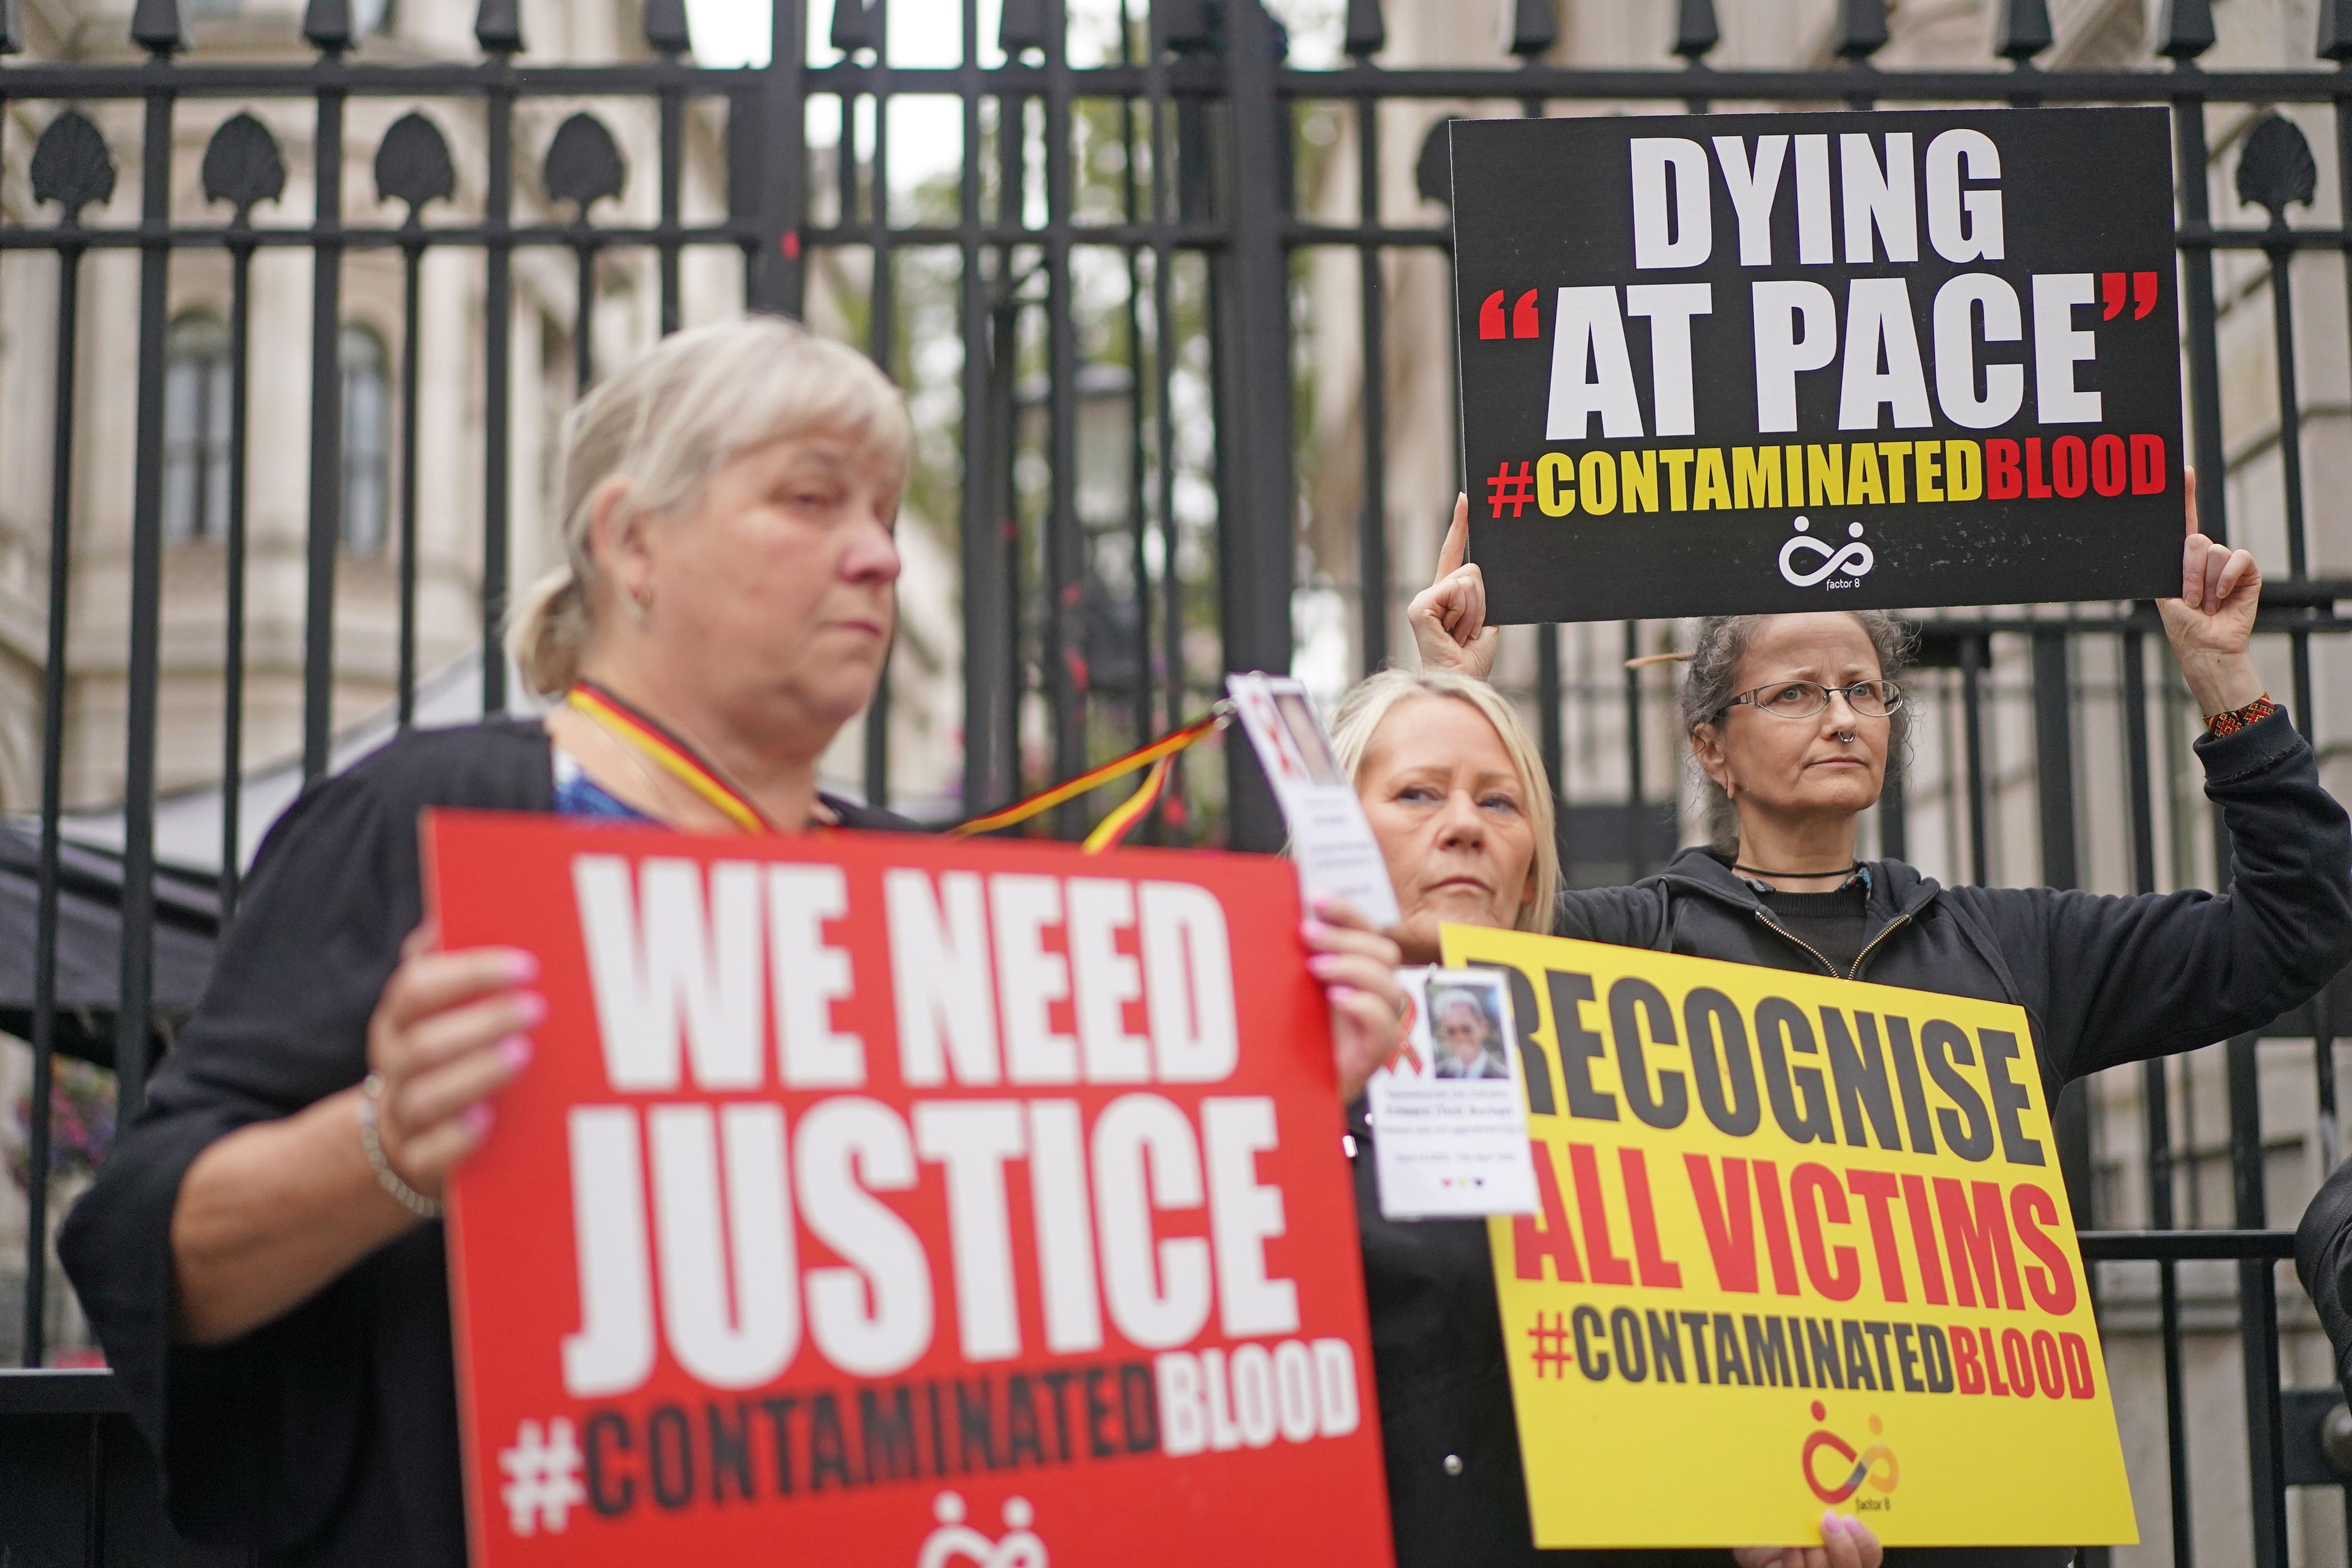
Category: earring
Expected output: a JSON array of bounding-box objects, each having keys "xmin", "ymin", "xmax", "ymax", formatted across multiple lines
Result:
[{"xmin": 626, "ymin": 586, "xmax": 652, "ymax": 622}]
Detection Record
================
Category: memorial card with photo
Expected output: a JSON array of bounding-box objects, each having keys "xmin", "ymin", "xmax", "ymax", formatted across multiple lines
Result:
[
  {"xmin": 1225, "ymin": 672, "xmax": 1401, "ymax": 927},
  {"xmin": 1367, "ymin": 967, "xmax": 1539, "ymax": 1221}
]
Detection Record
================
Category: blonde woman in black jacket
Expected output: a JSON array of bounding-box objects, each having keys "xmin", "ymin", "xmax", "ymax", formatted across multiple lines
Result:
[{"xmin": 1325, "ymin": 530, "xmax": 1880, "ymax": 1568}]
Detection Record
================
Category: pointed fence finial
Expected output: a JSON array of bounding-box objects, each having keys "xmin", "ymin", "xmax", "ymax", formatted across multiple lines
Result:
[
  {"xmin": 302, "ymin": 0, "xmax": 354, "ymax": 52},
  {"xmin": 544, "ymin": 112, "xmax": 628, "ymax": 216},
  {"xmin": 32, "ymin": 110, "xmax": 119, "ymax": 221},
  {"xmin": 1995, "ymin": 0, "xmax": 2051, "ymax": 59},
  {"xmin": 1509, "ymin": 0, "xmax": 1555, "ymax": 58},
  {"xmin": 475, "ymin": 0, "xmax": 523, "ymax": 54},
  {"xmin": 1158, "ymin": 0, "xmax": 1215, "ymax": 53},
  {"xmin": 831, "ymin": 0, "xmax": 882, "ymax": 54},
  {"xmin": 1343, "ymin": 0, "xmax": 1384, "ymax": 58},
  {"xmin": 1673, "ymin": 0, "xmax": 1718, "ymax": 60},
  {"xmin": 202, "ymin": 112, "xmax": 288, "ymax": 219},
  {"xmin": 644, "ymin": 0, "xmax": 692, "ymax": 55},
  {"xmin": 1834, "ymin": 0, "xmax": 1888, "ymax": 58},
  {"xmin": 1415, "ymin": 116, "xmax": 1459, "ymax": 209},
  {"xmin": 375, "ymin": 111, "xmax": 457, "ymax": 218},
  {"xmin": 998, "ymin": 0, "xmax": 1049, "ymax": 55},
  {"xmin": 130, "ymin": 0, "xmax": 189, "ymax": 56},
  {"xmin": 2320, "ymin": 0, "xmax": 2352, "ymax": 58},
  {"xmin": 2157, "ymin": 0, "xmax": 2214, "ymax": 59},
  {"xmin": 2235, "ymin": 112, "xmax": 2317, "ymax": 226}
]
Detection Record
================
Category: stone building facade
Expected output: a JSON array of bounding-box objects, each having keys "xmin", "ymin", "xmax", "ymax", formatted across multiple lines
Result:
[{"xmin": 0, "ymin": 0, "xmax": 964, "ymax": 840}]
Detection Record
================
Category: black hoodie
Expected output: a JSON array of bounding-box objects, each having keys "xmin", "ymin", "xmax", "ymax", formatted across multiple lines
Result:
[{"xmin": 1359, "ymin": 706, "xmax": 2352, "ymax": 1567}]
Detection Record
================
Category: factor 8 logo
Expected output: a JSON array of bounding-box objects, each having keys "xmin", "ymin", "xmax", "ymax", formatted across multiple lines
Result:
[
  {"xmin": 1778, "ymin": 517, "xmax": 1875, "ymax": 589},
  {"xmin": 918, "ymin": 1492, "xmax": 1048, "ymax": 1568},
  {"xmin": 1801, "ymin": 1402, "xmax": 1899, "ymax": 1506}
]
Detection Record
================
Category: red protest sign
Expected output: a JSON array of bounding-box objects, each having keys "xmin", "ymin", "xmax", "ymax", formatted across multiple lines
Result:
[{"xmin": 423, "ymin": 812, "xmax": 1393, "ymax": 1568}]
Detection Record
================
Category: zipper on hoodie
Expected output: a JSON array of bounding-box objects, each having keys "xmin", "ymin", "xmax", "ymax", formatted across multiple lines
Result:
[{"xmin": 1752, "ymin": 908, "xmax": 1913, "ymax": 982}]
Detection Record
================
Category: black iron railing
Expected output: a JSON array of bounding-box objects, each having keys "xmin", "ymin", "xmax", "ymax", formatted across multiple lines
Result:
[{"xmin": 5, "ymin": 1, "xmax": 2352, "ymax": 1563}]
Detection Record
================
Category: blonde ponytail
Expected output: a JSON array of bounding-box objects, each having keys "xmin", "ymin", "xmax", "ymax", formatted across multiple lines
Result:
[{"xmin": 507, "ymin": 564, "xmax": 593, "ymax": 696}]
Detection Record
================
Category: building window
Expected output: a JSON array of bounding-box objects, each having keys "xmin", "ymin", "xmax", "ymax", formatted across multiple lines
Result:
[
  {"xmin": 340, "ymin": 324, "xmax": 392, "ymax": 559},
  {"xmin": 161, "ymin": 312, "xmax": 232, "ymax": 545}
]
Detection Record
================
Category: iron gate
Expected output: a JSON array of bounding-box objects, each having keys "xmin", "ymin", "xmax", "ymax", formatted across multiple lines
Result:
[{"xmin": 4, "ymin": 0, "xmax": 2352, "ymax": 1563}]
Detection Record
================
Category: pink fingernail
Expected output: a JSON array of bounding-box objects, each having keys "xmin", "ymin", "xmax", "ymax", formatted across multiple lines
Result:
[
  {"xmin": 505, "ymin": 950, "xmax": 539, "ymax": 982},
  {"xmin": 516, "ymin": 992, "xmax": 548, "ymax": 1025},
  {"xmin": 1301, "ymin": 920, "xmax": 1331, "ymax": 941},
  {"xmin": 463, "ymin": 1102, "xmax": 496, "ymax": 1137},
  {"xmin": 499, "ymin": 1034, "xmax": 533, "ymax": 1071}
]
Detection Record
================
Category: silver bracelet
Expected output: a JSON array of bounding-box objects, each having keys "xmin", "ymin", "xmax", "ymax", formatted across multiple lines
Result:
[{"xmin": 358, "ymin": 1072, "xmax": 442, "ymax": 1220}]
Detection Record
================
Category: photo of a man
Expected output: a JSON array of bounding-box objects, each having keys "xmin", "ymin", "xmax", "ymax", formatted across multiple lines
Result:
[
  {"xmin": 1428, "ymin": 984, "xmax": 1511, "ymax": 1081},
  {"xmin": 1272, "ymin": 687, "xmax": 1347, "ymax": 787}
]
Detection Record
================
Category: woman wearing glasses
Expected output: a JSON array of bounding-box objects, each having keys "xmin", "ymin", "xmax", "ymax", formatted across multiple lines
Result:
[
  {"xmin": 1419, "ymin": 487, "xmax": 2351, "ymax": 1088},
  {"xmin": 1404, "ymin": 489, "xmax": 2352, "ymax": 1566},
  {"xmin": 1565, "ymin": 529, "xmax": 2352, "ymax": 1137}
]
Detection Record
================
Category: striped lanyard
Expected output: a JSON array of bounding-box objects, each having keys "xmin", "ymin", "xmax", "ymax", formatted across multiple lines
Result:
[
  {"xmin": 564, "ymin": 681, "xmax": 784, "ymax": 835},
  {"xmin": 953, "ymin": 703, "xmax": 1232, "ymax": 854},
  {"xmin": 569, "ymin": 680, "xmax": 1230, "ymax": 851}
]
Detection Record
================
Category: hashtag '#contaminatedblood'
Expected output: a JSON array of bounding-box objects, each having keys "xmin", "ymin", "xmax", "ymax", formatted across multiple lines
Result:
[
  {"xmin": 500, "ymin": 1417, "xmax": 589, "ymax": 1537},
  {"xmin": 1486, "ymin": 459, "xmax": 1538, "ymax": 519},
  {"xmin": 1527, "ymin": 1312, "xmax": 1573, "ymax": 1378}
]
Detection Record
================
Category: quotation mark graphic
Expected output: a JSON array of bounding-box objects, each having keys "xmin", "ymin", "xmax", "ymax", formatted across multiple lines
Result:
[
  {"xmin": 1486, "ymin": 460, "xmax": 1537, "ymax": 519},
  {"xmin": 1527, "ymin": 1311, "xmax": 1573, "ymax": 1378},
  {"xmin": 1479, "ymin": 288, "xmax": 1542, "ymax": 340},
  {"xmin": 500, "ymin": 1417, "xmax": 587, "ymax": 1537},
  {"xmin": 2101, "ymin": 271, "xmax": 2160, "ymax": 320}
]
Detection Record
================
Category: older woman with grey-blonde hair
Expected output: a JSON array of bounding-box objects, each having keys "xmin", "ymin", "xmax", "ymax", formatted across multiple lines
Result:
[
  {"xmin": 61, "ymin": 315, "xmax": 1406, "ymax": 1567},
  {"xmin": 1329, "ymin": 634, "xmax": 1882, "ymax": 1568},
  {"xmin": 1329, "ymin": 666, "xmax": 1560, "ymax": 957},
  {"xmin": 62, "ymin": 318, "xmax": 921, "ymax": 1564}
]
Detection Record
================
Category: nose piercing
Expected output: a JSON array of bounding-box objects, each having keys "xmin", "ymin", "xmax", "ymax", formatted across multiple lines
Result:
[{"xmin": 1835, "ymin": 730, "xmax": 1855, "ymax": 744}]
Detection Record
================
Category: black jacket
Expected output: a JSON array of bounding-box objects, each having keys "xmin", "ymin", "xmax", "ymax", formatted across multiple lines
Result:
[
  {"xmin": 1360, "ymin": 707, "xmax": 2352, "ymax": 1567},
  {"xmin": 2296, "ymin": 1162, "xmax": 2352, "ymax": 1404},
  {"xmin": 58, "ymin": 719, "xmax": 913, "ymax": 1566}
]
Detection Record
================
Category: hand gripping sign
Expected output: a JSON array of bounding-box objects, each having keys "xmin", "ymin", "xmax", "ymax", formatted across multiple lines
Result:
[
  {"xmin": 1439, "ymin": 927, "xmax": 2134, "ymax": 1550},
  {"xmin": 424, "ymin": 813, "xmax": 1394, "ymax": 1568}
]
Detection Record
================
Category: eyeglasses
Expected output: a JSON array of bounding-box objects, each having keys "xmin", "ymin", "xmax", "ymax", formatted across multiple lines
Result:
[{"xmin": 1724, "ymin": 679, "xmax": 1905, "ymax": 720}]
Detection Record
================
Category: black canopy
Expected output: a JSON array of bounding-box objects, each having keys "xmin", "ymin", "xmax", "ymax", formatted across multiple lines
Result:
[{"xmin": 0, "ymin": 823, "xmax": 218, "ymax": 1069}]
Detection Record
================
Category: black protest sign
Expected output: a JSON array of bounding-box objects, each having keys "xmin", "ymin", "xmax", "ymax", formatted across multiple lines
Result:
[{"xmin": 1450, "ymin": 108, "xmax": 2182, "ymax": 624}]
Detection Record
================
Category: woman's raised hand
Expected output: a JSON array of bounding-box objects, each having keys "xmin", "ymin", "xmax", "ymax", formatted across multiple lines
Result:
[
  {"xmin": 1731, "ymin": 1514, "xmax": 1883, "ymax": 1568},
  {"xmin": 363, "ymin": 922, "xmax": 542, "ymax": 1205},
  {"xmin": 1406, "ymin": 493, "xmax": 1500, "ymax": 681},
  {"xmin": 1301, "ymin": 895, "xmax": 1409, "ymax": 1102},
  {"xmin": 2159, "ymin": 467, "xmax": 2267, "ymax": 717}
]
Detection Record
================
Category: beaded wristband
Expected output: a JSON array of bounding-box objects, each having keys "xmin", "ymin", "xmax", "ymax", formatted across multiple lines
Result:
[
  {"xmin": 358, "ymin": 1073, "xmax": 443, "ymax": 1219},
  {"xmin": 2206, "ymin": 693, "xmax": 2278, "ymax": 739}
]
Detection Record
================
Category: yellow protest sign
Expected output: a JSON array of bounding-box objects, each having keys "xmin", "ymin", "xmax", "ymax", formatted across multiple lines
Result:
[{"xmin": 1438, "ymin": 927, "xmax": 2136, "ymax": 1550}]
